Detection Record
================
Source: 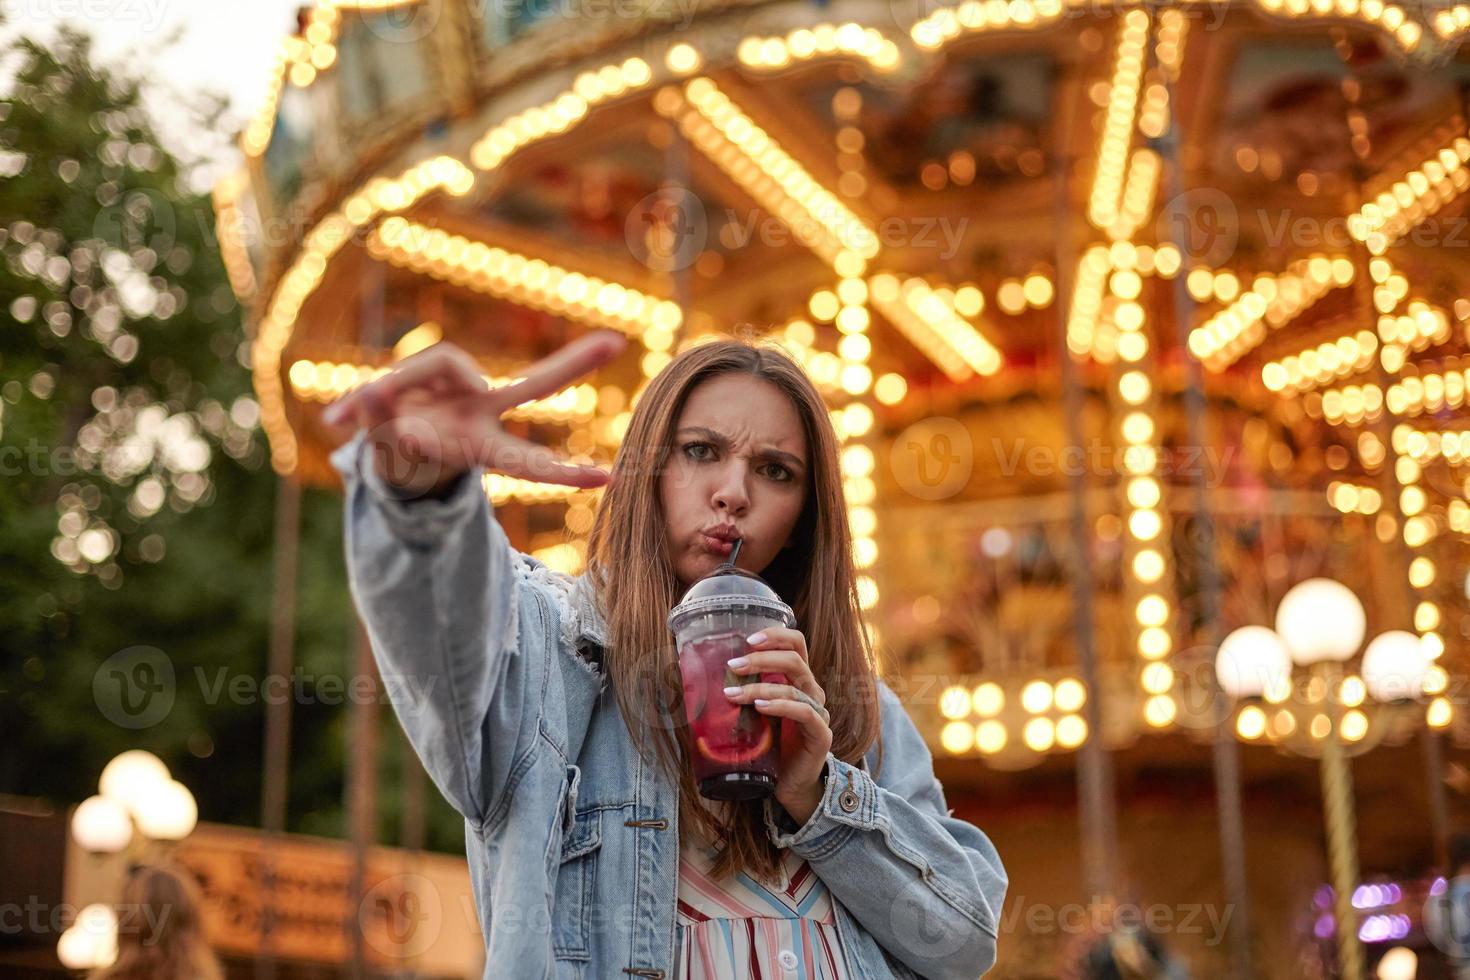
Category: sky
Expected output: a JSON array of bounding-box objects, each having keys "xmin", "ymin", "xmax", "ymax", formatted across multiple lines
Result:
[{"xmin": 1, "ymin": 0, "xmax": 307, "ymax": 185}]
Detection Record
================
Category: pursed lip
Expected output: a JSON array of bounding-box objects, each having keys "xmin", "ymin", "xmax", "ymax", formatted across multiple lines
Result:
[{"xmin": 699, "ymin": 523, "xmax": 742, "ymax": 543}]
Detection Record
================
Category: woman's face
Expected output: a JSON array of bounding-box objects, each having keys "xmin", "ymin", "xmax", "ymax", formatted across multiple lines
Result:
[{"xmin": 659, "ymin": 373, "xmax": 809, "ymax": 589}]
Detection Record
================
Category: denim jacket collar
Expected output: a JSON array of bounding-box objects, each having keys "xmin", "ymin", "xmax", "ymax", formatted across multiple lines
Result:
[{"xmin": 570, "ymin": 571, "xmax": 609, "ymax": 649}]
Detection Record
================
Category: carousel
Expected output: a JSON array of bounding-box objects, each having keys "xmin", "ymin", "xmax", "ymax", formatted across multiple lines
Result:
[{"xmin": 216, "ymin": 0, "xmax": 1470, "ymax": 975}]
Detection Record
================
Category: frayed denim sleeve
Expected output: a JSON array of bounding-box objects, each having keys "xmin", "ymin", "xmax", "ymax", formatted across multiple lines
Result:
[
  {"xmin": 331, "ymin": 433, "xmax": 535, "ymax": 826},
  {"xmin": 764, "ymin": 680, "xmax": 1008, "ymax": 978}
]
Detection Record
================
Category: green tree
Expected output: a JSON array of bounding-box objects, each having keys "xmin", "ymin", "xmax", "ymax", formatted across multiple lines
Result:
[{"xmin": 0, "ymin": 27, "xmax": 463, "ymax": 855}]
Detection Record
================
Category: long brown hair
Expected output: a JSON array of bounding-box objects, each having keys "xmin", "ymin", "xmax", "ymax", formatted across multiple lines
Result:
[
  {"xmin": 90, "ymin": 863, "xmax": 222, "ymax": 980},
  {"xmin": 587, "ymin": 339, "xmax": 882, "ymax": 881}
]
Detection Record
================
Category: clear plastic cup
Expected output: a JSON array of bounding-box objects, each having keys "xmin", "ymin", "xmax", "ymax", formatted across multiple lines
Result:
[{"xmin": 668, "ymin": 558, "xmax": 795, "ymax": 800}]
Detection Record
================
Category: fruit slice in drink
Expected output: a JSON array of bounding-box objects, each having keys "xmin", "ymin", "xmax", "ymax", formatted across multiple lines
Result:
[{"xmin": 678, "ymin": 631, "xmax": 779, "ymax": 799}]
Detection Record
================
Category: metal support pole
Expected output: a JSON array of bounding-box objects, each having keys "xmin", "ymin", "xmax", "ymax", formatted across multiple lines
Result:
[
  {"xmin": 1424, "ymin": 726, "xmax": 1450, "ymax": 870},
  {"xmin": 257, "ymin": 473, "xmax": 301, "ymax": 980},
  {"xmin": 346, "ymin": 623, "xmax": 380, "ymax": 980},
  {"xmin": 1317, "ymin": 663, "xmax": 1365, "ymax": 980},
  {"xmin": 1052, "ymin": 52, "xmax": 1119, "ymax": 904},
  {"xmin": 1153, "ymin": 58, "xmax": 1255, "ymax": 980}
]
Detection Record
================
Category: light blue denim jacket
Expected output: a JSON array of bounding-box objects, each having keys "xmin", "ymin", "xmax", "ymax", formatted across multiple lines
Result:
[{"xmin": 333, "ymin": 434, "xmax": 1007, "ymax": 979}]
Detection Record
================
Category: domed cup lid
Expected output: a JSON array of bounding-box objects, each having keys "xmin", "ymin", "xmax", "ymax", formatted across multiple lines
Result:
[{"xmin": 667, "ymin": 540, "xmax": 795, "ymax": 634}]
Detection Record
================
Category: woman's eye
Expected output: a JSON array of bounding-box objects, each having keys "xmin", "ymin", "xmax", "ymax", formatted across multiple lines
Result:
[
  {"xmin": 683, "ymin": 442, "xmax": 714, "ymax": 461},
  {"xmin": 761, "ymin": 463, "xmax": 792, "ymax": 482}
]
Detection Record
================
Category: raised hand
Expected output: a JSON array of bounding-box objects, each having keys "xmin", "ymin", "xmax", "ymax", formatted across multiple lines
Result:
[{"xmin": 322, "ymin": 331, "xmax": 627, "ymax": 497}]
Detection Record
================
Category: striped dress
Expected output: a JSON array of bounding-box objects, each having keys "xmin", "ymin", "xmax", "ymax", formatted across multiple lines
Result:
[{"xmin": 674, "ymin": 829, "xmax": 853, "ymax": 979}]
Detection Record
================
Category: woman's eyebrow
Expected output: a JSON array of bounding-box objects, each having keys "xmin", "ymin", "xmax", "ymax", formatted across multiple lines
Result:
[{"xmin": 675, "ymin": 426, "xmax": 807, "ymax": 471}]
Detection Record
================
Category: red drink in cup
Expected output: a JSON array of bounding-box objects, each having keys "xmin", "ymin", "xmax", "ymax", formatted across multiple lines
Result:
[{"xmin": 668, "ymin": 545, "xmax": 794, "ymax": 801}]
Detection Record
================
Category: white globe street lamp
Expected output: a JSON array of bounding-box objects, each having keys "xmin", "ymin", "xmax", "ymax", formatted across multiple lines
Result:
[
  {"xmin": 1376, "ymin": 945, "xmax": 1416, "ymax": 980},
  {"xmin": 1360, "ymin": 632, "xmax": 1431, "ymax": 704},
  {"xmin": 1217, "ymin": 578, "xmax": 1398, "ymax": 980},
  {"xmin": 55, "ymin": 903, "xmax": 118, "ymax": 971},
  {"xmin": 98, "ymin": 750, "xmax": 171, "ymax": 817},
  {"xmin": 69, "ymin": 795, "xmax": 133, "ymax": 854},
  {"xmin": 1275, "ymin": 578, "xmax": 1366, "ymax": 666},
  {"xmin": 63, "ymin": 752, "xmax": 202, "ymax": 974},
  {"xmin": 134, "ymin": 779, "xmax": 198, "ymax": 841},
  {"xmin": 1216, "ymin": 626, "xmax": 1292, "ymax": 700}
]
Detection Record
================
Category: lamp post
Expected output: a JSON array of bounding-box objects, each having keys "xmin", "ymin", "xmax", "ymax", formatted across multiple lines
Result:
[
  {"xmin": 60, "ymin": 750, "xmax": 198, "ymax": 972},
  {"xmin": 1215, "ymin": 579, "xmax": 1431, "ymax": 980}
]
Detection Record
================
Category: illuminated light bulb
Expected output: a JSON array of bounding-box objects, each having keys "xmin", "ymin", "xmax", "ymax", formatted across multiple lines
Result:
[
  {"xmin": 1056, "ymin": 715, "xmax": 1088, "ymax": 748},
  {"xmin": 842, "ymin": 445, "xmax": 876, "ymax": 478},
  {"xmin": 834, "ymin": 250, "xmax": 867, "ymax": 278},
  {"xmin": 666, "ymin": 43, "xmax": 702, "ymax": 73},
  {"xmin": 1021, "ymin": 680, "xmax": 1054, "ymax": 714},
  {"xmin": 1121, "ymin": 412, "xmax": 1155, "ymax": 444},
  {"xmin": 1236, "ymin": 705, "xmax": 1267, "ymax": 739},
  {"xmin": 1053, "ymin": 678, "xmax": 1086, "ymax": 712},
  {"xmin": 1141, "ymin": 662, "xmax": 1174, "ymax": 694},
  {"xmin": 842, "ymin": 402, "xmax": 874, "ymax": 435},
  {"xmin": 836, "ymin": 305, "xmax": 870, "ymax": 334},
  {"xmin": 1136, "ymin": 594, "xmax": 1169, "ymax": 628},
  {"xmin": 1186, "ymin": 268, "xmax": 1216, "ymax": 301},
  {"xmin": 971, "ymin": 682, "xmax": 1005, "ymax": 716},
  {"xmin": 1428, "ymin": 697, "xmax": 1453, "ymax": 728},
  {"xmin": 941, "ymin": 721, "xmax": 975, "ymax": 754},
  {"xmin": 1144, "ymin": 694, "xmax": 1177, "ymax": 727},
  {"xmin": 976, "ymin": 720, "xmax": 1007, "ymax": 754},
  {"xmin": 809, "ymin": 290, "xmax": 840, "ymax": 321},
  {"xmin": 838, "ymin": 332, "xmax": 872, "ymax": 363},
  {"xmin": 1133, "ymin": 549, "xmax": 1165, "ymax": 583},
  {"xmin": 837, "ymin": 277, "xmax": 868, "ymax": 306},
  {"xmin": 1130, "ymin": 509, "xmax": 1162, "ymax": 541},
  {"xmin": 954, "ymin": 285, "xmax": 984, "ymax": 317},
  {"xmin": 849, "ymin": 505, "xmax": 877, "ymax": 536},
  {"xmin": 1127, "ymin": 478, "xmax": 1161, "ymax": 509},
  {"xmin": 997, "ymin": 280, "xmax": 1027, "ymax": 314},
  {"xmin": 874, "ymin": 373, "xmax": 907, "ymax": 405},
  {"xmin": 1119, "ymin": 371, "xmax": 1151, "ymax": 404},
  {"xmin": 1105, "ymin": 270, "xmax": 1140, "ymax": 301},
  {"xmin": 1023, "ymin": 717, "xmax": 1056, "ymax": 752},
  {"xmin": 1114, "ymin": 302, "xmax": 1145, "ymax": 332},
  {"xmin": 1117, "ymin": 331, "xmax": 1148, "ymax": 362},
  {"xmin": 840, "ymin": 364, "xmax": 873, "ymax": 395}
]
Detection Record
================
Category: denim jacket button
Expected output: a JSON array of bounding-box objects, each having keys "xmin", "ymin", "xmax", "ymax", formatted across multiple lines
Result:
[{"xmin": 838, "ymin": 789, "xmax": 860, "ymax": 813}]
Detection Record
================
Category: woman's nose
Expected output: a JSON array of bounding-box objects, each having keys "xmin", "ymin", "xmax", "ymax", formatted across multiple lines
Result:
[{"xmin": 712, "ymin": 465, "xmax": 750, "ymax": 515}]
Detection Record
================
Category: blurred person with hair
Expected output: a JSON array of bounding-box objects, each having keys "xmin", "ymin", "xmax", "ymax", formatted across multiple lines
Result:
[
  {"xmin": 323, "ymin": 333, "xmax": 1008, "ymax": 979},
  {"xmin": 89, "ymin": 863, "xmax": 222, "ymax": 980},
  {"xmin": 1081, "ymin": 927, "xmax": 1188, "ymax": 980}
]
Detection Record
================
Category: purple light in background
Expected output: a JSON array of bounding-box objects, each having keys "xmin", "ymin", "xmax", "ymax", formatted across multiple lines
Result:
[
  {"xmin": 1358, "ymin": 914, "xmax": 1411, "ymax": 943},
  {"xmin": 1314, "ymin": 885, "xmax": 1335, "ymax": 910},
  {"xmin": 1432, "ymin": 876, "xmax": 1448, "ymax": 897},
  {"xmin": 1315, "ymin": 914, "xmax": 1336, "ymax": 939},
  {"xmin": 1352, "ymin": 883, "xmax": 1402, "ymax": 910}
]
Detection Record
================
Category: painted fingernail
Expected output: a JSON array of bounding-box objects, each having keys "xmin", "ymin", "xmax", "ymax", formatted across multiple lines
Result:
[
  {"xmin": 746, "ymin": 632, "xmax": 767, "ymax": 645},
  {"xmin": 754, "ymin": 698, "xmax": 771, "ymax": 707},
  {"xmin": 727, "ymin": 657, "xmax": 749, "ymax": 668},
  {"xmin": 723, "ymin": 686, "xmax": 741, "ymax": 697}
]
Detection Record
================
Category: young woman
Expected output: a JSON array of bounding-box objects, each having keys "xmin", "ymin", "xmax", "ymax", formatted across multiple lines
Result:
[{"xmin": 324, "ymin": 333, "xmax": 1007, "ymax": 979}]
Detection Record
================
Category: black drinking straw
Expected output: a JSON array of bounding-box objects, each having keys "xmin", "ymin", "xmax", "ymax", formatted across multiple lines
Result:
[{"xmin": 722, "ymin": 537, "xmax": 743, "ymax": 569}]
